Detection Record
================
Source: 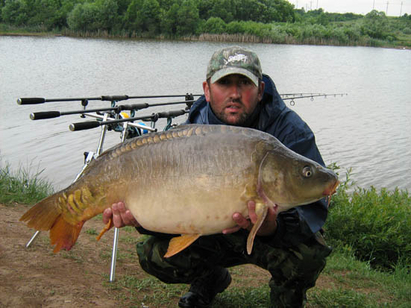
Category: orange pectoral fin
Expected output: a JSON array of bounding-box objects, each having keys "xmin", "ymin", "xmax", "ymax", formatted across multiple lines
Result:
[
  {"xmin": 164, "ymin": 234, "xmax": 201, "ymax": 258},
  {"xmin": 96, "ymin": 219, "xmax": 114, "ymax": 241},
  {"xmin": 50, "ymin": 216, "xmax": 85, "ymax": 253}
]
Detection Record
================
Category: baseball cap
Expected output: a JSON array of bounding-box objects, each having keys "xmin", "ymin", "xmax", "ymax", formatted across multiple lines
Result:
[{"xmin": 206, "ymin": 46, "xmax": 262, "ymax": 86}]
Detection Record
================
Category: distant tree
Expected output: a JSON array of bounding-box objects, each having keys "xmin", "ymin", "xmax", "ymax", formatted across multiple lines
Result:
[
  {"xmin": 27, "ymin": 0, "xmax": 72, "ymax": 30},
  {"xmin": 176, "ymin": 0, "xmax": 199, "ymax": 35},
  {"xmin": 138, "ymin": 0, "xmax": 161, "ymax": 33},
  {"xmin": 125, "ymin": 0, "xmax": 161, "ymax": 34},
  {"xmin": 95, "ymin": 0, "xmax": 119, "ymax": 31},
  {"xmin": 362, "ymin": 10, "xmax": 388, "ymax": 39},
  {"xmin": 208, "ymin": 0, "xmax": 234, "ymax": 23},
  {"xmin": 67, "ymin": 2, "xmax": 100, "ymax": 32},
  {"xmin": 264, "ymin": 0, "xmax": 295, "ymax": 22},
  {"xmin": 160, "ymin": 1, "xmax": 179, "ymax": 35},
  {"xmin": 234, "ymin": 0, "xmax": 266, "ymax": 22},
  {"xmin": 124, "ymin": 0, "xmax": 141, "ymax": 30},
  {"xmin": 0, "ymin": 0, "xmax": 5, "ymax": 21},
  {"xmin": 1, "ymin": 0, "xmax": 27, "ymax": 25},
  {"xmin": 197, "ymin": 0, "xmax": 213, "ymax": 20}
]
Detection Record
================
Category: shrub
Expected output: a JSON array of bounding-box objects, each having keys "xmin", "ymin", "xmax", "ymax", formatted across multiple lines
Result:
[
  {"xmin": 325, "ymin": 180, "xmax": 411, "ymax": 270},
  {"xmin": 202, "ymin": 17, "xmax": 226, "ymax": 34}
]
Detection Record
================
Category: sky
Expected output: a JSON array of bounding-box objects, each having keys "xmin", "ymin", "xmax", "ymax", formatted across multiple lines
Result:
[{"xmin": 292, "ymin": 0, "xmax": 411, "ymax": 16}]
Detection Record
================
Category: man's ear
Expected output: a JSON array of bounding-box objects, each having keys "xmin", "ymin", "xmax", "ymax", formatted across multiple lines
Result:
[
  {"xmin": 258, "ymin": 81, "xmax": 265, "ymax": 101},
  {"xmin": 203, "ymin": 80, "xmax": 211, "ymax": 102}
]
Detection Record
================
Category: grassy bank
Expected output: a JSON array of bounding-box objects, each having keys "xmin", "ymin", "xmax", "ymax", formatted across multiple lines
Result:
[
  {"xmin": 0, "ymin": 161, "xmax": 53, "ymax": 205},
  {"xmin": 2, "ymin": 162, "xmax": 410, "ymax": 306},
  {"xmin": 2, "ymin": 26, "xmax": 410, "ymax": 49}
]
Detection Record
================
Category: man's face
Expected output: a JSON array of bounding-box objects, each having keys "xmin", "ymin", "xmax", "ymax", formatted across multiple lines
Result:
[{"xmin": 203, "ymin": 74, "xmax": 265, "ymax": 126}]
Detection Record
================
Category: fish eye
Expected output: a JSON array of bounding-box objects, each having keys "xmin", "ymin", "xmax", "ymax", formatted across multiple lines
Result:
[{"xmin": 302, "ymin": 166, "xmax": 313, "ymax": 178}]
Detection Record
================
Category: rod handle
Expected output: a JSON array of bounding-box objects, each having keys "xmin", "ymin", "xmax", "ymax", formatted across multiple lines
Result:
[
  {"xmin": 101, "ymin": 95, "xmax": 129, "ymax": 101},
  {"xmin": 30, "ymin": 111, "xmax": 61, "ymax": 120},
  {"xmin": 17, "ymin": 97, "xmax": 46, "ymax": 105},
  {"xmin": 69, "ymin": 121, "xmax": 100, "ymax": 131},
  {"xmin": 157, "ymin": 109, "xmax": 186, "ymax": 118},
  {"xmin": 121, "ymin": 103, "xmax": 149, "ymax": 110}
]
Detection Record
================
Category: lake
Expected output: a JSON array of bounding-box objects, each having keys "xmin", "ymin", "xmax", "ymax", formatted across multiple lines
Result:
[{"xmin": 0, "ymin": 36, "xmax": 410, "ymax": 191}]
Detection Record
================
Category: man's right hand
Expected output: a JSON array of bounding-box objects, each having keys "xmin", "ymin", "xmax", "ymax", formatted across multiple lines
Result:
[{"xmin": 103, "ymin": 201, "xmax": 141, "ymax": 228}]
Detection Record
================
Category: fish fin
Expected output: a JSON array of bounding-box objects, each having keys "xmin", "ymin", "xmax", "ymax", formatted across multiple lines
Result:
[
  {"xmin": 50, "ymin": 215, "xmax": 85, "ymax": 253},
  {"xmin": 164, "ymin": 234, "xmax": 201, "ymax": 258},
  {"xmin": 20, "ymin": 194, "xmax": 62, "ymax": 231},
  {"xmin": 246, "ymin": 202, "xmax": 268, "ymax": 255},
  {"xmin": 96, "ymin": 219, "xmax": 114, "ymax": 241}
]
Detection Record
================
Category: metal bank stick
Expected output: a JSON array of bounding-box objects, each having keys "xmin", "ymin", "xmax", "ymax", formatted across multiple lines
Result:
[{"xmin": 109, "ymin": 120, "xmax": 130, "ymax": 282}]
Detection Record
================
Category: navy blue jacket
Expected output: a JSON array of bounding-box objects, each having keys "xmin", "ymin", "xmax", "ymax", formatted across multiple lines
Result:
[{"xmin": 184, "ymin": 74, "xmax": 328, "ymax": 247}]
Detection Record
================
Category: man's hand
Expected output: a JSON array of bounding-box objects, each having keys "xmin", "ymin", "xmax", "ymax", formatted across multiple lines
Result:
[
  {"xmin": 222, "ymin": 201, "xmax": 278, "ymax": 236},
  {"xmin": 103, "ymin": 201, "xmax": 141, "ymax": 228}
]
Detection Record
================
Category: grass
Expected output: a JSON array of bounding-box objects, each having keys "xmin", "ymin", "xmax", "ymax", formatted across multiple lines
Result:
[
  {"xmin": 101, "ymin": 245, "xmax": 411, "ymax": 307},
  {"xmin": 312, "ymin": 247, "xmax": 411, "ymax": 307},
  {"xmin": 2, "ymin": 160, "xmax": 410, "ymax": 307},
  {"xmin": 101, "ymin": 246, "xmax": 410, "ymax": 307},
  {"xmin": 0, "ymin": 160, "xmax": 54, "ymax": 205}
]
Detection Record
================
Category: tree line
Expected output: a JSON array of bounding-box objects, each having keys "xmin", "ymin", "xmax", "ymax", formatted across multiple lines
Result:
[
  {"xmin": 0, "ymin": 0, "xmax": 295, "ymax": 35},
  {"xmin": 1, "ymin": 0, "xmax": 411, "ymax": 47}
]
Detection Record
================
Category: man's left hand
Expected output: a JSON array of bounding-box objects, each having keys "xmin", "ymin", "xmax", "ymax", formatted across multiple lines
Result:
[{"xmin": 222, "ymin": 200, "xmax": 278, "ymax": 236}]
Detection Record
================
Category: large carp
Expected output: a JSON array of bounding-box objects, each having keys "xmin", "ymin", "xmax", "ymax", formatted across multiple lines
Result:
[{"xmin": 20, "ymin": 124, "xmax": 339, "ymax": 258}]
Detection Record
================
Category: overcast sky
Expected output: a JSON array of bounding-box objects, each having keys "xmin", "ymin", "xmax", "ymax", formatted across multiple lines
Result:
[{"xmin": 292, "ymin": 0, "xmax": 411, "ymax": 16}]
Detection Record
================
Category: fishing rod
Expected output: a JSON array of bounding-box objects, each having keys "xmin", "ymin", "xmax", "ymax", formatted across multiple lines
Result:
[
  {"xmin": 29, "ymin": 100, "xmax": 195, "ymax": 120},
  {"xmin": 17, "ymin": 94, "xmax": 202, "ymax": 105},
  {"xmin": 281, "ymin": 93, "xmax": 348, "ymax": 106}
]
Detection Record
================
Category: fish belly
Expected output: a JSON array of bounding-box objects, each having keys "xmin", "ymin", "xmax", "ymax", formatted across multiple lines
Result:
[{"xmin": 127, "ymin": 182, "xmax": 248, "ymax": 235}]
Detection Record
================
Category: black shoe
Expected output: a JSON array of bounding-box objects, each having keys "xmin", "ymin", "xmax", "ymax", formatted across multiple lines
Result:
[{"xmin": 178, "ymin": 267, "xmax": 232, "ymax": 308}]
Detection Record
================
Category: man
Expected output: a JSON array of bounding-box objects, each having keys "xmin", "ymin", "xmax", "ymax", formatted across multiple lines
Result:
[{"xmin": 103, "ymin": 46, "xmax": 332, "ymax": 307}]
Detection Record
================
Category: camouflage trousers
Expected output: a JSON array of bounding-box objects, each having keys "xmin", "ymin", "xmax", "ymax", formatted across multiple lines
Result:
[{"xmin": 136, "ymin": 230, "xmax": 332, "ymax": 307}]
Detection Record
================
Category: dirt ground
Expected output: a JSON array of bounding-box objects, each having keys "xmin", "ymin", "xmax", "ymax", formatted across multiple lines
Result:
[
  {"xmin": 1, "ymin": 203, "xmax": 282, "ymax": 308},
  {"xmin": 0, "ymin": 203, "xmax": 134, "ymax": 307}
]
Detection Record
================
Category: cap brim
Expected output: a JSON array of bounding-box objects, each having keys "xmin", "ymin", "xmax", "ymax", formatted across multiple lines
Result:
[{"xmin": 210, "ymin": 67, "xmax": 259, "ymax": 86}]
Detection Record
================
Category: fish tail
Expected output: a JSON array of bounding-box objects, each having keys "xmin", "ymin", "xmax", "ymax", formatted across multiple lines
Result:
[
  {"xmin": 20, "ymin": 194, "xmax": 62, "ymax": 231},
  {"xmin": 20, "ymin": 190, "xmax": 87, "ymax": 253},
  {"xmin": 50, "ymin": 215, "xmax": 85, "ymax": 253}
]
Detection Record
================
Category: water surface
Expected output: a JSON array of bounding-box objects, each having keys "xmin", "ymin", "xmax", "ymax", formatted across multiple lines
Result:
[{"xmin": 1, "ymin": 36, "xmax": 410, "ymax": 191}]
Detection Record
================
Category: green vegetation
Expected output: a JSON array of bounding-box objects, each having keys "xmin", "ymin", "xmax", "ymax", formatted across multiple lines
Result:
[
  {"xmin": 0, "ymin": 161, "xmax": 53, "ymax": 205},
  {"xmin": 326, "ymin": 185, "xmax": 411, "ymax": 270},
  {"xmin": 325, "ymin": 166, "xmax": 411, "ymax": 271},
  {"xmin": 1, "ymin": 0, "xmax": 411, "ymax": 47},
  {"xmin": 1, "ymin": 160, "xmax": 410, "ymax": 306}
]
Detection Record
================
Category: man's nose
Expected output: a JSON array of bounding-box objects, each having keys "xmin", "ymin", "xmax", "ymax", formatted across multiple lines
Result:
[{"xmin": 228, "ymin": 82, "xmax": 241, "ymax": 99}]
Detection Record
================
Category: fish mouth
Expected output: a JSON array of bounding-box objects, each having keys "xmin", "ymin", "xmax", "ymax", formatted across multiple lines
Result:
[
  {"xmin": 323, "ymin": 180, "xmax": 340, "ymax": 207},
  {"xmin": 323, "ymin": 180, "xmax": 340, "ymax": 196}
]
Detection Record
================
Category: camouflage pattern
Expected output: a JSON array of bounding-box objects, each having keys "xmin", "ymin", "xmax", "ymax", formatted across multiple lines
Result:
[
  {"xmin": 206, "ymin": 46, "xmax": 263, "ymax": 86},
  {"xmin": 136, "ymin": 230, "xmax": 332, "ymax": 307}
]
